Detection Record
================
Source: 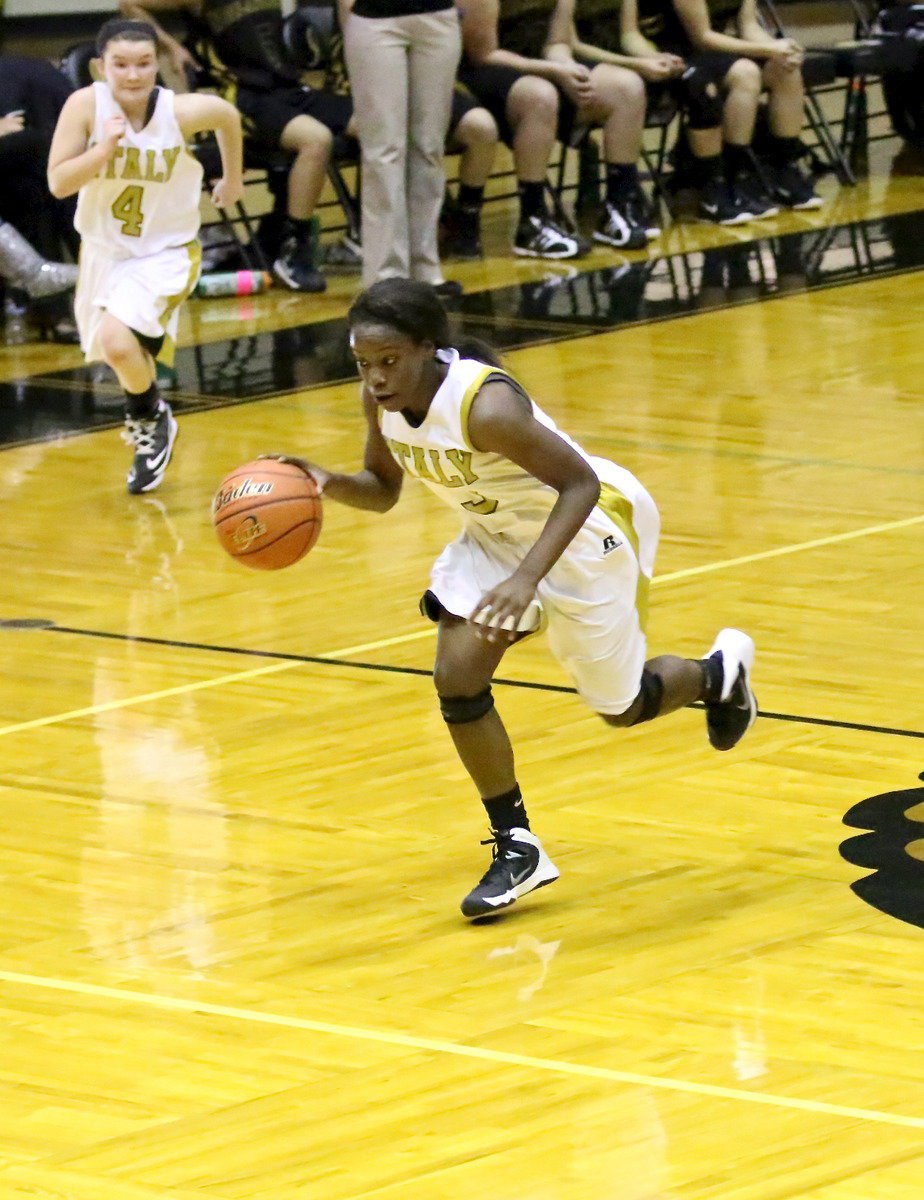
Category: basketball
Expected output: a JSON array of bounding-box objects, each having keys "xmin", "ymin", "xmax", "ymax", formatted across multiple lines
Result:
[{"xmin": 212, "ymin": 459, "xmax": 322, "ymax": 570}]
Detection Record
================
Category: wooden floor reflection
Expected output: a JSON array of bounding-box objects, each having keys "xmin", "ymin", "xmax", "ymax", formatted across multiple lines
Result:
[{"xmin": 0, "ymin": 142, "xmax": 922, "ymax": 1199}]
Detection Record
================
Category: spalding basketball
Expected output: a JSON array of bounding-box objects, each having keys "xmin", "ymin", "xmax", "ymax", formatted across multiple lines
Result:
[{"xmin": 212, "ymin": 459, "xmax": 322, "ymax": 570}]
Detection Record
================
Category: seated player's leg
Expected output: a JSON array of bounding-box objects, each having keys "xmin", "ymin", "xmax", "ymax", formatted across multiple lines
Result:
[
  {"xmin": 238, "ymin": 86, "xmax": 353, "ymax": 292},
  {"xmin": 759, "ymin": 59, "xmax": 822, "ymax": 209},
  {"xmin": 676, "ymin": 53, "xmax": 755, "ymax": 224},
  {"xmin": 276, "ymin": 112, "xmax": 333, "ymax": 292},
  {"xmin": 504, "ymin": 72, "xmax": 585, "ymax": 258},
  {"xmin": 719, "ymin": 57, "xmax": 782, "ymax": 217},
  {"xmin": 0, "ymin": 218, "xmax": 77, "ymax": 298},
  {"xmin": 582, "ymin": 63, "xmax": 652, "ymax": 249},
  {"xmin": 441, "ymin": 90, "xmax": 498, "ymax": 258}
]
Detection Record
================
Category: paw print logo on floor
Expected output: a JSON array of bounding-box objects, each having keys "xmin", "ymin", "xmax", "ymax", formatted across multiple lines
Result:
[{"xmin": 840, "ymin": 771, "xmax": 924, "ymax": 930}]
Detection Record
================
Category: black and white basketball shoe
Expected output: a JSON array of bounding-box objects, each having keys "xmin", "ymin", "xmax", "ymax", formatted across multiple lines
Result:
[
  {"xmin": 704, "ymin": 628, "xmax": 758, "ymax": 751},
  {"xmin": 123, "ymin": 399, "xmax": 178, "ymax": 494},
  {"xmin": 461, "ymin": 827, "xmax": 559, "ymax": 919}
]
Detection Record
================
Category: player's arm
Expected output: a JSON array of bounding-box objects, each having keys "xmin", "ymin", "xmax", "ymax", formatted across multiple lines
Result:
[
  {"xmin": 557, "ymin": 0, "xmax": 647, "ymax": 71},
  {"xmin": 175, "ymin": 92, "xmax": 244, "ymax": 207},
  {"xmin": 271, "ymin": 391, "xmax": 404, "ymax": 513},
  {"xmin": 672, "ymin": 0, "xmax": 781, "ymax": 58},
  {"xmin": 735, "ymin": 0, "xmax": 777, "ymax": 43},
  {"xmin": 543, "ymin": 0, "xmax": 578, "ymax": 61},
  {"xmin": 616, "ymin": 0, "xmax": 687, "ymax": 74},
  {"xmin": 459, "ymin": 0, "xmax": 590, "ymax": 96},
  {"xmin": 734, "ymin": 0, "xmax": 803, "ymax": 60},
  {"xmin": 467, "ymin": 380, "xmax": 601, "ymax": 638},
  {"xmin": 47, "ymin": 88, "xmax": 115, "ymax": 199}
]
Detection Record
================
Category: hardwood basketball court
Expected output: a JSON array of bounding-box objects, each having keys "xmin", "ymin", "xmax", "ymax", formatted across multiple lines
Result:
[{"xmin": 0, "ymin": 140, "xmax": 922, "ymax": 1199}]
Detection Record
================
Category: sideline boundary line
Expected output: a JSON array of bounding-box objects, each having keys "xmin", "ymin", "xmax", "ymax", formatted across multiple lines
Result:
[
  {"xmin": 0, "ymin": 513, "xmax": 919, "ymax": 739},
  {"xmin": 0, "ymin": 968, "xmax": 921, "ymax": 1129}
]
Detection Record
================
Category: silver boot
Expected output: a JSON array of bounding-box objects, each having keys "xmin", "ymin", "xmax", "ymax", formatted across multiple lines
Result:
[{"xmin": 0, "ymin": 219, "xmax": 78, "ymax": 299}]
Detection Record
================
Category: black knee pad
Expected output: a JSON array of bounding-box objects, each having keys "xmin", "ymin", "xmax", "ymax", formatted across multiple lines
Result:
[
  {"xmin": 419, "ymin": 589, "xmax": 444, "ymax": 623},
  {"xmin": 439, "ymin": 687, "xmax": 494, "ymax": 725},
  {"xmin": 679, "ymin": 66, "xmax": 723, "ymax": 130},
  {"xmin": 627, "ymin": 669, "xmax": 664, "ymax": 725}
]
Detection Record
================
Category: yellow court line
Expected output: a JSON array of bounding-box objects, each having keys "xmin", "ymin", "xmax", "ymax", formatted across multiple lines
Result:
[
  {"xmin": 0, "ymin": 513, "xmax": 918, "ymax": 739},
  {"xmin": 0, "ymin": 969, "xmax": 920, "ymax": 1130},
  {"xmin": 0, "ymin": 658, "xmax": 303, "ymax": 738},
  {"xmin": 656, "ymin": 513, "xmax": 924, "ymax": 584},
  {"xmin": 0, "ymin": 629, "xmax": 438, "ymax": 739}
]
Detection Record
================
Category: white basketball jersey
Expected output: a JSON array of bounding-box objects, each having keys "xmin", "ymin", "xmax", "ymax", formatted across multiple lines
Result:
[
  {"xmin": 379, "ymin": 349, "xmax": 599, "ymax": 540},
  {"xmin": 75, "ymin": 82, "xmax": 204, "ymax": 257}
]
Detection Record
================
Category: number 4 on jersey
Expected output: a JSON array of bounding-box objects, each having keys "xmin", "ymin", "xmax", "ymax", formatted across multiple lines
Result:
[{"xmin": 111, "ymin": 184, "xmax": 144, "ymax": 237}]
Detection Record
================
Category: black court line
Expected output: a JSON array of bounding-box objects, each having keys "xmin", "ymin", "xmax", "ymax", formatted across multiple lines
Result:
[
  {"xmin": 29, "ymin": 623, "xmax": 924, "ymax": 741},
  {"xmin": 2, "ymin": 208, "xmax": 923, "ymax": 450}
]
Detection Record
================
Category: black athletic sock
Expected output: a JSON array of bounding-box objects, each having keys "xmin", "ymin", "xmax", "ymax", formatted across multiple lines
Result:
[
  {"xmin": 518, "ymin": 181, "xmax": 546, "ymax": 223},
  {"xmin": 483, "ymin": 784, "xmax": 529, "ymax": 833},
  {"xmin": 458, "ymin": 184, "xmax": 485, "ymax": 214},
  {"xmin": 723, "ymin": 143, "xmax": 752, "ymax": 179},
  {"xmin": 690, "ymin": 153, "xmax": 723, "ymax": 188},
  {"xmin": 701, "ymin": 655, "xmax": 725, "ymax": 703},
  {"xmin": 766, "ymin": 135, "xmax": 802, "ymax": 166},
  {"xmin": 286, "ymin": 215, "xmax": 316, "ymax": 241},
  {"xmin": 125, "ymin": 382, "xmax": 160, "ymax": 420},
  {"xmin": 605, "ymin": 162, "xmax": 639, "ymax": 203}
]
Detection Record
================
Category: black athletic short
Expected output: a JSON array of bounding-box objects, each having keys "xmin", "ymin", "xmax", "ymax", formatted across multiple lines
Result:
[
  {"xmin": 236, "ymin": 84, "xmax": 354, "ymax": 150},
  {"xmin": 456, "ymin": 61, "xmax": 576, "ymax": 148},
  {"xmin": 667, "ymin": 47, "xmax": 744, "ymax": 86}
]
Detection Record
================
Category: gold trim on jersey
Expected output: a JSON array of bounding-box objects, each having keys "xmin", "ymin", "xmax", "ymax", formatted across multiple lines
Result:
[
  {"xmin": 156, "ymin": 240, "xmax": 203, "ymax": 366},
  {"xmin": 459, "ymin": 365, "xmax": 501, "ymax": 451},
  {"xmin": 597, "ymin": 481, "xmax": 650, "ymax": 631},
  {"xmin": 458, "ymin": 365, "xmax": 528, "ymax": 450}
]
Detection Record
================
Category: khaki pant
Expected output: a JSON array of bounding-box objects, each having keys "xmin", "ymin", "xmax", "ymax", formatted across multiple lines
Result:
[{"xmin": 343, "ymin": 8, "xmax": 461, "ymax": 286}]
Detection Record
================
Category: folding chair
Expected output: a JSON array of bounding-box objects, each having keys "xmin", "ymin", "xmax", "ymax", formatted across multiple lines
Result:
[{"xmin": 755, "ymin": 0, "xmax": 905, "ymax": 182}]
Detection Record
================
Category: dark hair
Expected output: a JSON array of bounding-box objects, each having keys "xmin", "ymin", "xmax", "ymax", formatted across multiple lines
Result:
[
  {"xmin": 347, "ymin": 278, "xmax": 503, "ymax": 367},
  {"xmin": 96, "ymin": 18, "xmax": 158, "ymax": 56}
]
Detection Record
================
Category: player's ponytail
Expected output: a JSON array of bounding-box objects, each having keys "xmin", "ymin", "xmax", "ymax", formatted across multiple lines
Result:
[{"xmin": 449, "ymin": 335, "xmax": 504, "ymax": 368}]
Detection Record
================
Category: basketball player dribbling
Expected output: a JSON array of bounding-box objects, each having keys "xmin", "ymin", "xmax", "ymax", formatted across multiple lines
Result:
[
  {"xmin": 274, "ymin": 278, "xmax": 759, "ymax": 921},
  {"xmin": 47, "ymin": 18, "xmax": 244, "ymax": 493}
]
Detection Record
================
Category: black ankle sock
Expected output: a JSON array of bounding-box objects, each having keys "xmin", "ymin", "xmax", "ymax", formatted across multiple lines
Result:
[
  {"xmin": 701, "ymin": 655, "xmax": 724, "ymax": 703},
  {"xmin": 767, "ymin": 135, "xmax": 802, "ymax": 166},
  {"xmin": 286, "ymin": 216, "xmax": 315, "ymax": 239},
  {"xmin": 458, "ymin": 184, "xmax": 484, "ymax": 213},
  {"xmin": 605, "ymin": 163, "xmax": 639, "ymax": 202},
  {"xmin": 125, "ymin": 382, "xmax": 160, "ymax": 420},
  {"xmin": 690, "ymin": 153, "xmax": 723, "ymax": 187},
  {"xmin": 518, "ymin": 181, "xmax": 546, "ymax": 222},
  {"xmin": 723, "ymin": 143, "xmax": 752, "ymax": 179},
  {"xmin": 483, "ymin": 784, "xmax": 529, "ymax": 832}
]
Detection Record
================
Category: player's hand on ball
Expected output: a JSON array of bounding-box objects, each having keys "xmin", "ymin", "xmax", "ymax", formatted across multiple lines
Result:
[{"xmin": 258, "ymin": 454, "xmax": 328, "ymax": 493}]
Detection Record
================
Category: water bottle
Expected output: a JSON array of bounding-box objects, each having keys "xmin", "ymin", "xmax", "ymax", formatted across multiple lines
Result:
[{"xmin": 195, "ymin": 270, "xmax": 271, "ymax": 298}]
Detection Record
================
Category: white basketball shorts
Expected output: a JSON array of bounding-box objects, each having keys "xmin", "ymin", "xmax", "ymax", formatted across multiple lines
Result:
[
  {"xmin": 76, "ymin": 240, "xmax": 201, "ymax": 363},
  {"xmin": 428, "ymin": 458, "xmax": 660, "ymax": 715}
]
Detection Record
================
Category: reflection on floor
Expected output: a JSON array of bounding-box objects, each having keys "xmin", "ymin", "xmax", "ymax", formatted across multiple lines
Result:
[{"xmin": 0, "ymin": 208, "xmax": 921, "ymax": 448}]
